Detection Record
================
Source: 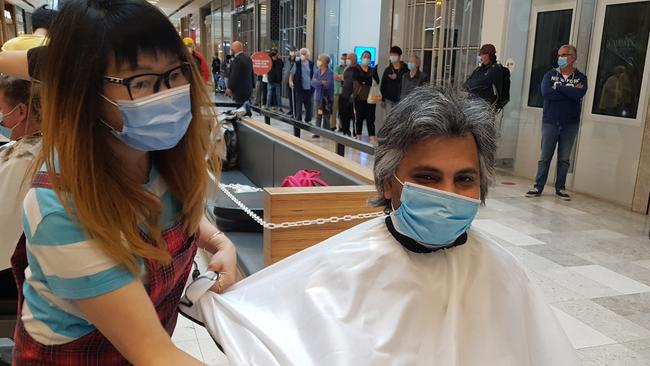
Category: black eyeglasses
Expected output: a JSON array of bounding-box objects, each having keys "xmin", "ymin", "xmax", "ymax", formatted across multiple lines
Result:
[{"xmin": 103, "ymin": 63, "xmax": 192, "ymax": 100}]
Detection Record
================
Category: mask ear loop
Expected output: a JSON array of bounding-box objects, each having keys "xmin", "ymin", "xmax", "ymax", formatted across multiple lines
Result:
[
  {"xmin": 390, "ymin": 174, "xmax": 406, "ymax": 212},
  {"xmin": 98, "ymin": 93, "xmax": 121, "ymax": 133},
  {"xmin": 2, "ymin": 104, "xmax": 23, "ymax": 138}
]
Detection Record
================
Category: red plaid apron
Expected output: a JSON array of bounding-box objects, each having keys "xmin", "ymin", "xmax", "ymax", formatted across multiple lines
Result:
[{"xmin": 11, "ymin": 172, "xmax": 198, "ymax": 365}]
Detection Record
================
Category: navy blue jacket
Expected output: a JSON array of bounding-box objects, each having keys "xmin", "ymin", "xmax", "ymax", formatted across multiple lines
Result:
[
  {"xmin": 292, "ymin": 60, "xmax": 315, "ymax": 94},
  {"xmin": 541, "ymin": 68, "xmax": 588, "ymax": 125}
]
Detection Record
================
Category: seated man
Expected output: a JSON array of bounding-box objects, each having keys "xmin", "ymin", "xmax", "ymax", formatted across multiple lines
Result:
[
  {"xmin": 0, "ymin": 76, "xmax": 41, "ymax": 298},
  {"xmin": 183, "ymin": 87, "xmax": 579, "ymax": 366}
]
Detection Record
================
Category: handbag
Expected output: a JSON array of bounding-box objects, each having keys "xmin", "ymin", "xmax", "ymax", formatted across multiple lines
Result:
[
  {"xmin": 367, "ymin": 79, "xmax": 382, "ymax": 104},
  {"xmin": 220, "ymin": 121, "xmax": 239, "ymax": 171},
  {"xmin": 281, "ymin": 170, "xmax": 329, "ymax": 187}
]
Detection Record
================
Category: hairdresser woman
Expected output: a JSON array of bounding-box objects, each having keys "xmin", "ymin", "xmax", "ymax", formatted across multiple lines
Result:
[{"xmin": 7, "ymin": 0, "xmax": 236, "ymax": 364}]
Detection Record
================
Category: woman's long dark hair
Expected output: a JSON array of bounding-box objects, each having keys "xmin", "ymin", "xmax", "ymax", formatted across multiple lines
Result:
[{"xmin": 36, "ymin": 0, "xmax": 220, "ymax": 272}]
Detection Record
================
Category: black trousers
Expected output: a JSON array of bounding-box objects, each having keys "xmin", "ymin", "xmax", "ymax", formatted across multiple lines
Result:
[
  {"xmin": 338, "ymin": 96, "xmax": 355, "ymax": 136},
  {"xmin": 355, "ymin": 100, "xmax": 376, "ymax": 136},
  {"xmin": 294, "ymin": 89, "xmax": 314, "ymax": 123}
]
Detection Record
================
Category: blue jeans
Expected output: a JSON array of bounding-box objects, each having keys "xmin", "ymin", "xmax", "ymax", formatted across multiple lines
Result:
[
  {"xmin": 534, "ymin": 123, "xmax": 579, "ymax": 192},
  {"xmin": 266, "ymin": 83, "xmax": 281, "ymax": 108}
]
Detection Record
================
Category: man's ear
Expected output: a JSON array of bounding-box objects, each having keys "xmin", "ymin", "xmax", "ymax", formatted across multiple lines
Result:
[
  {"xmin": 383, "ymin": 178, "xmax": 393, "ymax": 200},
  {"xmin": 16, "ymin": 103, "xmax": 28, "ymax": 119}
]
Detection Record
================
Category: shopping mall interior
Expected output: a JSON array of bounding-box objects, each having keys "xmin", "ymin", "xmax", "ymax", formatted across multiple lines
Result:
[{"xmin": 0, "ymin": 0, "xmax": 649, "ymax": 365}]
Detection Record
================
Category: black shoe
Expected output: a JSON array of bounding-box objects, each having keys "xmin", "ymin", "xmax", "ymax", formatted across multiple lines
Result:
[
  {"xmin": 525, "ymin": 188, "xmax": 542, "ymax": 198},
  {"xmin": 312, "ymin": 134, "xmax": 320, "ymax": 138},
  {"xmin": 556, "ymin": 190, "xmax": 571, "ymax": 201}
]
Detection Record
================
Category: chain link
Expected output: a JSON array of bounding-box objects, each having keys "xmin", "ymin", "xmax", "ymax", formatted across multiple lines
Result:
[{"xmin": 218, "ymin": 183, "xmax": 385, "ymax": 230}]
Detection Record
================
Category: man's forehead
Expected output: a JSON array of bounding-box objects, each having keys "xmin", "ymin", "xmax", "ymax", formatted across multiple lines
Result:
[{"xmin": 400, "ymin": 134, "xmax": 479, "ymax": 166}]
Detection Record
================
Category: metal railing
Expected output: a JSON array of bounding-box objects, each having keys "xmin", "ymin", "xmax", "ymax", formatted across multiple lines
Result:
[{"xmin": 214, "ymin": 102, "xmax": 375, "ymax": 158}]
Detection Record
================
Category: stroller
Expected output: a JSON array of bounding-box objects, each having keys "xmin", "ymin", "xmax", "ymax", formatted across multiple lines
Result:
[{"xmin": 214, "ymin": 73, "xmax": 227, "ymax": 94}]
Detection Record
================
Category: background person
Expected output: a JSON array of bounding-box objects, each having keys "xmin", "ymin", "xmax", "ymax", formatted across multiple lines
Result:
[
  {"xmin": 266, "ymin": 51, "xmax": 284, "ymax": 110},
  {"xmin": 355, "ymin": 50, "xmax": 380, "ymax": 144},
  {"xmin": 0, "ymin": 75, "xmax": 42, "ymax": 305},
  {"xmin": 11, "ymin": 0, "xmax": 237, "ymax": 364},
  {"xmin": 339, "ymin": 52, "xmax": 360, "ymax": 136},
  {"xmin": 211, "ymin": 53, "xmax": 221, "ymax": 92},
  {"xmin": 183, "ymin": 37, "xmax": 211, "ymax": 84},
  {"xmin": 2, "ymin": 5, "xmax": 58, "ymax": 51},
  {"xmin": 332, "ymin": 53, "xmax": 347, "ymax": 131},
  {"xmin": 222, "ymin": 54, "xmax": 233, "ymax": 89},
  {"xmin": 226, "ymin": 41, "xmax": 254, "ymax": 105},
  {"xmin": 526, "ymin": 44, "xmax": 587, "ymax": 201},
  {"xmin": 289, "ymin": 48, "xmax": 315, "ymax": 123},
  {"xmin": 400, "ymin": 54, "xmax": 429, "ymax": 99},
  {"xmin": 598, "ymin": 65, "xmax": 633, "ymax": 116},
  {"xmin": 283, "ymin": 46, "xmax": 297, "ymax": 117},
  {"xmin": 380, "ymin": 46, "xmax": 408, "ymax": 113},
  {"xmin": 464, "ymin": 44, "xmax": 503, "ymax": 106},
  {"xmin": 311, "ymin": 54, "xmax": 334, "ymax": 138}
]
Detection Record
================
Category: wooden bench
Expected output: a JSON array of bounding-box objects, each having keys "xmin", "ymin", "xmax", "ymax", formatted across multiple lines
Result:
[{"xmin": 213, "ymin": 117, "xmax": 379, "ymax": 273}]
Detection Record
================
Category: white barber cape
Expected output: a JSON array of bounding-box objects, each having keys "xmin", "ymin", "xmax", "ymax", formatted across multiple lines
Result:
[{"xmin": 181, "ymin": 217, "xmax": 579, "ymax": 366}]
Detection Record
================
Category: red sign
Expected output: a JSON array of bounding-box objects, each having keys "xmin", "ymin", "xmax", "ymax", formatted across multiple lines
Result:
[{"xmin": 251, "ymin": 52, "xmax": 272, "ymax": 76}]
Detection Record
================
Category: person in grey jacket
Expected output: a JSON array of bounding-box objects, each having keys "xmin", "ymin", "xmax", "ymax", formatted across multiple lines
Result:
[{"xmin": 400, "ymin": 55, "xmax": 429, "ymax": 99}]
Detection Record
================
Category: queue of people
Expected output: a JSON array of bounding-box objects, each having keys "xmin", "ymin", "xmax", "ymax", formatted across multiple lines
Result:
[{"xmin": 272, "ymin": 45, "xmax": 428, "ymax": 144}]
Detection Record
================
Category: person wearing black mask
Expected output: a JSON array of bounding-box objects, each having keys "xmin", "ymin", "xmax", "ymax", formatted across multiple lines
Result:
[
  {"xmin": 266, "ymin": 51, "xmax": 284, "ymax": 110},
  {"xmin": 464, "ymin": 44, "xmax": 503, "ymax": 106}
]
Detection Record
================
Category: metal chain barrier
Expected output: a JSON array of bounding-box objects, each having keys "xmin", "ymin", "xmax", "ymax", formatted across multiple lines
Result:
[{"xmin": 218, "ymin": 183, "xmax": 386, "ymax": 230}]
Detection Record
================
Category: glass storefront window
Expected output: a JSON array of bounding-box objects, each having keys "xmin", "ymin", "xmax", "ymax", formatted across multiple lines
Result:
[
  {"xmin": 314, "ymin": 0, "xmax": 339, "ymax": 66},
  {"xmin": 592, "ymin": 1, "xmax": 650, "ymax": 119},
  {"xmin": 279, "ymin": 0, "xmax": 307, "ymax": 56},
  {"xmin": 393, "ymin": 0, "xmax": 483, "ymax": 86},
  {"xmin": 527, "ymin": 9, "xmax": 573, "ymax": 108}
]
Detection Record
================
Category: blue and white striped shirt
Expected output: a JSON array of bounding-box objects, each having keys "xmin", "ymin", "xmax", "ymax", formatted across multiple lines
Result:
[{"xmin": 20, "ymin": 166, "xmax": 181, "ymax": 345}]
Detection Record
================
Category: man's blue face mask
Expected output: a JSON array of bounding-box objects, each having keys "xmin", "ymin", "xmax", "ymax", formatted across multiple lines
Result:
[
  {"xmin": 390, "ymin": 175, "xmax": 480, "ymax": 247},
  {"xmin": 0, "ymin": 105, "xmax": 19, "ymax": 139}
]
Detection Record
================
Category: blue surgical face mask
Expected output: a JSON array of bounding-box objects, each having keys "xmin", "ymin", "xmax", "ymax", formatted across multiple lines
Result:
[
  {"xmin": 295, "ymin": 56, "xmax": 302, "ymax": 62},
  {"xmin": 390, "ymin": 176, "xmax": 480, "ymax": 246},
  {"xmin": 407, "ymin": 62, "xmax": 416, "ymax": 71},
  {"xmin": 101, "ymin": 85, "xmax": 192, "ymax": 152},
  {"xmin": 477, "ymin": 55, "xmax": 483, "ymax": 66},
  {"xmin": 0, "ymin": 123, "xmax": 11, "ymax": 139},
  {"xmin": 0, "ymin": 105, "xmax": 20, "ymax": 139},
  {"xmin": 558, "ymin": 56, "xmax": 569, "ymax": 69}
]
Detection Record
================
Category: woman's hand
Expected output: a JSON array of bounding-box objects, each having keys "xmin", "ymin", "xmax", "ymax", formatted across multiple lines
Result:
[
  {"xmin": 206, "ymin": 234, "xmax": 238, "ymax": 293},
  {"xmin": 198, "ymin": 216, "xmax": 238, "ymax": 293}
]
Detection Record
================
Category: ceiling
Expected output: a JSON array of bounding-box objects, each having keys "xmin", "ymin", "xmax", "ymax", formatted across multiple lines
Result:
[
  {"xmin": 8, "ymin": 0, "xmax": 209, "ymax": 24},
  {"xmin": 149, "ymin": 0, "xmax": 211, "ymax": 21}
]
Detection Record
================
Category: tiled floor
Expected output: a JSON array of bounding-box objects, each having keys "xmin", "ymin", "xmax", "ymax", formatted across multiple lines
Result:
[
  {"xmin": 190, "ymin": 98, "xmax": 650, "ymax": 365},
  {"xmin": 479, "ymin": 177, "xmax": 650, "ymax": 366}
]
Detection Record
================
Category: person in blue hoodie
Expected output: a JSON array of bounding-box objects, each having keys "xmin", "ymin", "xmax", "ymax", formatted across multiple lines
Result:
[{"xmin": 526, "ymin": 44, "xmax": 587, "ymax": 201}]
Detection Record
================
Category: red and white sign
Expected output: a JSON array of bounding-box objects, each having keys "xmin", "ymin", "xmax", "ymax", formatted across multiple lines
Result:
[{"xmin": 251, "ymin": 52, "xmax": 272, "ymax": 76}]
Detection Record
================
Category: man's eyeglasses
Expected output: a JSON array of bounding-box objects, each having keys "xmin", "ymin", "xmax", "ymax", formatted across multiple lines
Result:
[{"xmin": 103, "ymin": 63, "xmax": 192, "ymax": 100}]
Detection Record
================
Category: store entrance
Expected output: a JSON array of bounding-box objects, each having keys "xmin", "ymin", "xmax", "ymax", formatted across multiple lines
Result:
[{"xmin": 233, "ymin": 8, "xmax": 255, "ymax": 51}]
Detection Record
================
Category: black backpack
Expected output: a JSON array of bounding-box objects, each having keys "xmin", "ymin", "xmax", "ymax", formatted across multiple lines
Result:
[{"xmin": 496, "ymin": 64, "xmax": 510, "ymax": 109}]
